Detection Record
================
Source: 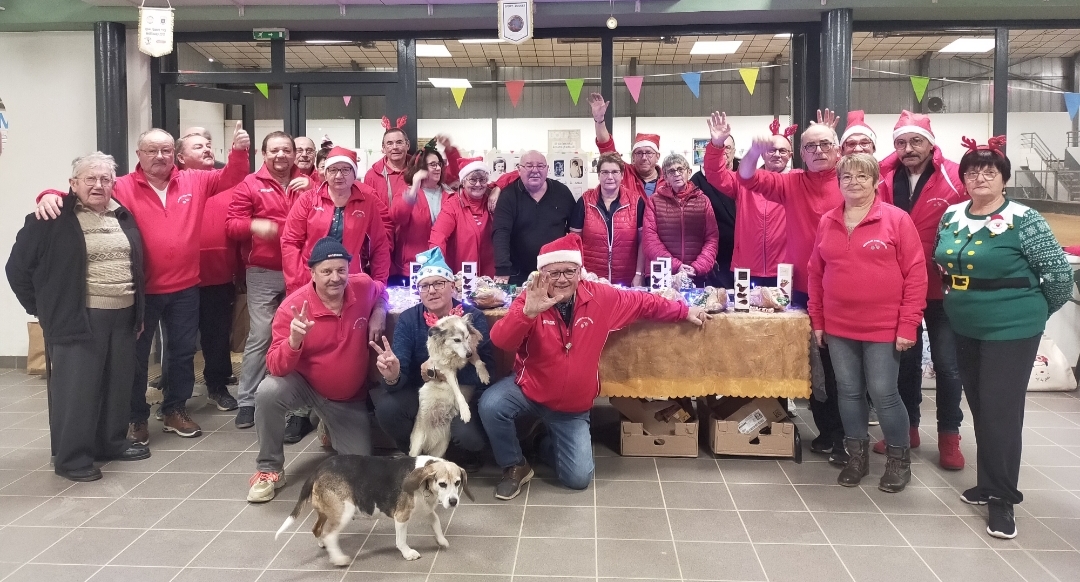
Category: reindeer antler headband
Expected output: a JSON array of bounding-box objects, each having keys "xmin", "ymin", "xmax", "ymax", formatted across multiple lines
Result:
[
  {"xmin": 380, "ymin": 115, "xmax": 409, "ymax": 131},
  {"xmin": 769, "ymin": 118, "xmax": 799, "ymax": 141},
  {"xmin": 961, "ymin": 135, "xmax": 1006, "ymax": 157}
]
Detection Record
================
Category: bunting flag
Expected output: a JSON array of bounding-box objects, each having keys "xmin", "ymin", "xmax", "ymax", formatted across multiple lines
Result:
[
  {"xmin": 681, "ymin": 72, "xmax": 701, "ymax": 98},
  {"xmin": 565, "ymin": 79, "xmax": 584, "ymax": 105},
  {"xmin": 623, "ymin": 76, "xmax": 644, "ymax": 103},
  {"xmin": 343, "ymin": 96, "xmax": 352, "ymax": 107},
  {"xmin": 505, "ymin": 80, "xmax": 525, "ymax": 107},
  {"xmin": 1066, "ymin": 92, "xmax": 1080, "ymax": 120},
  {"xmin": 910, "ymin": 76, "xmax": 930, "ymax": 103},
  {"xmin": 451, "ymin": 87, "xmax": 467, "ymax": 109},
  {"xmin": 738, "ymin": 68, "xmax": 759, "ymax": 95},
  {"xmin": 254, "ymin": 83, "xmax": 269, "ymax": 99}
]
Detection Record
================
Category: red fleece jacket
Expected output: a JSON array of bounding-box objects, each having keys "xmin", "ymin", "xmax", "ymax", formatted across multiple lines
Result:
[
  {"xmin": 428, "ymin": 190, "xmax": 496, "ymax": 277},
  {"xmin": 225, "ymin": 164, "xmax": 307, "ymax": 271},
  {"xmin": 491, "ymin": 281, "xmax": 688, "ymax": 413},
  {"xmin": 390, "ymin": 186, "xmax": 453, "ymax": 277},
  {"xmin": 199, "ymin": 188, "xmax": 242, "ymax": 287}
]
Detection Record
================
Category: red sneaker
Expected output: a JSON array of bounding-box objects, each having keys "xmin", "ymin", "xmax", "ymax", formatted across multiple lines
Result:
[
  {"xmin": 873, "ymin": 426, "xmax": 921, "ymax": 454},
  {"xmin": 938, "ymin": 432, "xmax": 965, "ymax": 470}
]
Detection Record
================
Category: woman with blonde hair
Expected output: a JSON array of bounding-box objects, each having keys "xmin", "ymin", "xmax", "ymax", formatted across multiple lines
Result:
[{"xmin": 570, "ymin": 152, "xmax": 646, "ymax": 286}]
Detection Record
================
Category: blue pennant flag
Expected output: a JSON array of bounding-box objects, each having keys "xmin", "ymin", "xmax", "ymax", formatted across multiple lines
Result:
[
  {"xmin": 1066, "ymin": 92, "xmax": 1080, "ymax": 120},
  {"xmin": 681, "ymin": 72, "xmax": 702, "ymax": 98}
]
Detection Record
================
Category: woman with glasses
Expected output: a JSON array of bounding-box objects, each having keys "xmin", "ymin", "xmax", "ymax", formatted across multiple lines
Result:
[
  {"xmin": 569, "ymin": 152, "xmax": 646, "ymax": 286},
  {"xmin": 934, "ymin": 138, "xmax": 1072, "ymax": 539},
  {"xmin": 642, "ymin": 153, "xmax": 719, "ymax": 286},
  {"xmin": 808, "ymin": 153, "xmax": 927, "ymax": 494},
  {"xmin": 7, "ymin": 153, "xmax": 150, "ymax": 482},
  {"xmin": 370, "ymin": 247, "xmax": 494, "ymax": 471},
  {"xmin": 429, "ymin": 157, "xmax": 498, "ymax": 277},
  {"xmin": 392, "ymin": 137, "xmax": 462, "ymax": 285}
]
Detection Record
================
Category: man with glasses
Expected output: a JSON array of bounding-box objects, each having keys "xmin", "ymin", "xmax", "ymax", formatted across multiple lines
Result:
[
  {"xmin": 839, "ymin": 111, "xmax": 878, "ymax": 156},
  {"xmin": 294, "ymin": 137, "xmax": 318, "ymax": 178},
  {"xmin": 874, "ymin": 110, "xmax": 968, "ymax": 470},
  {"xmin": 588, "ymin": 93, "xmax": 666, "ymax": 199},
  {"xmin": 492, "ymin": 151, "xmax": 576, "ymax": 285},
  {"xmin": 369, "ymin": 247, "xmax": 494, "ymax": 471},
  {"xmin": 364, "ymin": 124, "xmax": 410, "ymax": 272},
  {"xmin": 36, "ymin": 123, "xmax": 250, "ymax": 446}
]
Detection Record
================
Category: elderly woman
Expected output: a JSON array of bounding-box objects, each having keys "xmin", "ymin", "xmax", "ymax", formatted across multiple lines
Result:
[
  {"xmin": 569, "ymin": 152, "xmax": 646, "ymax": 286},
  {"xmin": 642, "ymin": 153, "xmax": 719, "ymax": 286},
  {"xmin": 6, "ymin": 152, "xmax": 149, "ymax": 482},
  {"xmin": 369, "ymin": 247, "xmax": 494, "ymax": 471},
  {"xmin": 935, "ymin": 138, "xmax": 1072, "ymax": 539},
  {"xmin": 808, "ymin": 153, "xmax": 927, "ymax": 493},
  {"xmin": 429, "ymin": 157, "xmax": 498, "ymax": 277}
]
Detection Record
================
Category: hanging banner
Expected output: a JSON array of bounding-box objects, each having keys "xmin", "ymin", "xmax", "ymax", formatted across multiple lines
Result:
[
  {"xmin": 1066, "ymin": 92, "xmax": 1080, "ymax": 120},
  {"xmin": 451, "ymin": 87, "xmax": 467, "ymax": 109},
  {"xmin": 681, "ymin": 72, "xmax": 702, "ymax": 98},
  {"xmin": 565, "ymin": 79, "xmax": 585, "ymax": 105},
  {"xmin": 911, "ymin": 76, "xmax": 930, "ymax": 103},
  {"xmin": 623, "ymin": 76, "xmax": 644, "ymax": 103},
  {"xmin": 343, "ymin": 96, "xmax": 352, "ymax": 107},
  {"xmin": 739, "ymin": 68, "xmax": 759, "ymax": 95},
  {"xmin": 499, "ymin": 0, "xmax": 533, "ymax": 45},
  {"xmin": 254, "ymin": 83, "xmax": 269, "ymax": 99},
  {"xmin": 505, "ymin": 80, "xmax": 525, "ymax": 107},
  {"xmin": 138, "ymin": 2, "xmax": 175, "ymax": 57}
]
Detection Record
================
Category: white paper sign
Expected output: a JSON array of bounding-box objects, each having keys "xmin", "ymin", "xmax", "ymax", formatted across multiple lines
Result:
[
  {"xmin": 733, "ymin": 269, "xmax": 751, "ymax": 312},
  {"xmin": 484, "ymin": 149, "xmax": 522, "ymax": 182},
  {"xmin": 548, "ymin": 150, "xmax": 591, "ymax": 199},
  {"xmin": 461, "ymin": 262, "xmax": 478, "ymax": 294},
  {"xmin": 409, "ymin": 262, "xmax": 422, "ymax": 293},
  {"xmin": 138, "ymin": 6, "xmax": 175, "ymax": 58},
  {"xmin": 776, "ymin": 263, "xmax": 793, "ymax": 301},
  {"xmin": 649, "ymin": 260, "xmax": 671, "ymax": 290},
  {"xmin": 499, "ymin": 0, "xmax": 533, "ymax": 45},
  {"xmin": 547, "ymin": 129, "xmax": 581, "ymax": 153}
]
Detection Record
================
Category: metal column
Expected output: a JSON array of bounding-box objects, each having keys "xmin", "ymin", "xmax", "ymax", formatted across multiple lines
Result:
[
  {"xmin": 993, "ymin": 28, "xmax": 1009, "ymax": 137},
  {"xmin": 600, "ymin": 34, "xmax": 615, "ymax": 136},
  {"xmin": 790, "ymin": 28, "xmax": 821, "ymax": 168},
  {"xmin": 820, "ymin": 8, "xmax": 853, "ymax": 140},
  {"xmin": 396, "ymin": 38, "xmax": 419, "ymax": 146},
  {"xmin": 94, "ymin": 22, "xmax": 129, "ymax": 175}
]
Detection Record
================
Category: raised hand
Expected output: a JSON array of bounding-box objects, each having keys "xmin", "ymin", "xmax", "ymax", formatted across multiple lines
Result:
[
  {"xmin": 813, "ymin": 109, "xmax": 839, "ymax": 130},
  {"xmin": 588, "ymin": 92, "xmax": 610, "ymax": 123},
  {"xmin": 522, "ymin": 272, "xmax": 561, "ymax": 318},
  {"xmin": 435, "ymin": 134, "xmax": 453, "ymax": 150},
  {"xmin": 288, "ymin": 301, "xmax": 315, "ymax": 350},
  {"xmin": 708, "ymin": 111, "xmax": 732, "ymax": 148},
  {"xmin": 231, "ymin": 120, "xmax": 251, "ymax": 151},
  {"xmin": 368, "ymin": 335, "xmax": 401, "ymax": 381}
]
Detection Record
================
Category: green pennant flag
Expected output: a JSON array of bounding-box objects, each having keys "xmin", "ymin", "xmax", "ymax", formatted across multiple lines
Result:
[
  {"xmin": 565, "ymin": 79, "xmax": 585, "ymax": 105},
  {"xmin": 910, "ymin": 76, "xmax": 930, "ymax": 103},
  {"xmin": 254, "ymin": 83, "xmax": 269, "ymax": 99}
]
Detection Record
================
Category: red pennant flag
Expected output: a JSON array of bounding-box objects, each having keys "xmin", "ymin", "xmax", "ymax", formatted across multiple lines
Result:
[
  {"xmin": 623, "ymin": 76, "xmax": 643, "ymax": 103},
  {"xmin": 505, "ymin": 80, "xmax": 525, "ymax": 108}
]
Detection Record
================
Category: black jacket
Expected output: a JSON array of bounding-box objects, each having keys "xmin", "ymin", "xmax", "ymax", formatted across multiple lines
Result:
[
  {"xmin": 492, "ymin": 178, "xmax": 575, "ymax": 285},
  {"xmin": 6, "ymin": 193, "xmax": 145, "ymax": 344},
  {"xmin": 692, "ymin": 170, "xmax": 737, "ymax": 281}
]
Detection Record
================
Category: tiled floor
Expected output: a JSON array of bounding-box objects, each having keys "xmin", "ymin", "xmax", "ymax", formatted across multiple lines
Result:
[{"xmin": 1, "ymin": 367, "xmax": 1079, "ymax": 582}]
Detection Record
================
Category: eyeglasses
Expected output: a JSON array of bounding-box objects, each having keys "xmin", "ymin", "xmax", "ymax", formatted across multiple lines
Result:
[
  {"xmin": 723, "ymin": 145, "xmax": 736, "ymax": 152},
  {"xmin": 963, "ymin": 170, "xmax": 1000, "ymax": 181},
  {"xmin": 296, "ymin": 148, "xmax": 317, "ymax": 155},
  {"xmin": 418, "ymin": 280, "xmax": 449, "ymax": 292},
  {"xmin": 632, "ymin": 150, "xmax": 658, "ymax": 159},
  {"xmin": 543, "ymin": 268, "xmax": 579, "ymax": 280},
  {"xmin": 893, "ymin": 137, "xmax": 927, "ymax": 150},
  {"xmin": 520, "ymin": 164, "xmax": 547, "ymax": 171},
  {"xmin": 839, "ymin": 174, "xmax": 873, "ymax": 184},
  {"xmin": 767, "ymin": 148, "xmax": 792, "ymax": 157},
  {"xmin": 843, "ymin": 139, "xmax": 874, "ymax": 150},
  {"xmin": 383, "ymin": 139, "xmax": 407, "ymax": 148},
  {"xmin": 426, "ymin": 161, "xmax": 443, "ymax": 169},
  {"xmin": 664, "ymin": 166, "xmax": 688, "ymax": 176},
  {"xmin": 325, "ymin": 167, "xmax": 355, "ymax": 177},
  {"xmin": 464, "ymin": 175, "xmax": 489, "ymax": 185},
  {"xmin": 599, "ymin": 170, "xmax": 623, "ymax": 177},
  {"xmin": 79, "ymin": 176, "xmax": 115, "ymax": 187},
  {"xmin": 140, "ymin": 148, "xmax": 175, "ymax": 158},
  {"xmin": 801, "ymin": 142, "xmax": 834, "ymax": 153}
]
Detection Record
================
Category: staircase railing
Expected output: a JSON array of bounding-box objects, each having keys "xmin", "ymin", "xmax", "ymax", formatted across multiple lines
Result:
[{"xmin": 1021, "ymin": 132, "xmax": 1060, "ymax": 167}]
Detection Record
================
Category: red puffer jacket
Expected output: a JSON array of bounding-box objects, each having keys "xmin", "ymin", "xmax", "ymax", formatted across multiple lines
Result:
[
  {"xmin": 579, "ymin": 187, "xmax": 641, "ymax": 285},
  {"xmin": 641, "ymin": 182, "xmax": 719, "ymax": 275}
]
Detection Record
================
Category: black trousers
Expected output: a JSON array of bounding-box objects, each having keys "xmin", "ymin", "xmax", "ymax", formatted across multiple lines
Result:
[
  {"xmin": 809, "ymin": 345, "xmax": 844, "ymax": 441},
  {"xmin": 370, "ymin": 386, "xmax": 487, "ymax": 454},
  {"xmin": 954, "ymin": 332, "xmax": 1041, "ymax": 504},
  {"xmin": 48, "ymin": 307, "xmax": 135, "ymax": 471},
  {"xmin": 199, "ymin": 283, "xmax": 235, "ymax": 393}
]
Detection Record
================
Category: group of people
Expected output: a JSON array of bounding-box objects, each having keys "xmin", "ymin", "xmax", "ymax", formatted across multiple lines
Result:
[{"xmin": 7, "ymin": 97, "xmax": 1072, "ymax": 542}]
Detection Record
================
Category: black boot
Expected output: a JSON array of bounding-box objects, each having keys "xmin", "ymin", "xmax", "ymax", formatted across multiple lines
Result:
[
  {"xmin": 837, "ymin": 437, "xmax": 870, "ymax": 487},
  {"xmin": 828, "ymin": 432, "xmax": 849, "ymax": 466},
  {"xmin": 878, "ymin": 445, "xmax": 911, "ymax": 493}
]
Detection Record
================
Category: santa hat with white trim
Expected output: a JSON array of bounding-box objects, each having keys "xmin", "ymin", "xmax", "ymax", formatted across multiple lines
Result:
[
  {"xmin": 631, "ymin": 133, "xmax": 660, "ymax": 154},
  {"xmin": 536, "ymin": 233, "xmax": 584, "ymax": 270},
  {"xmin": 840, "ymin": 110, "xmax": 877, "ymax": 146},
  {"xmin": 892, "ymin": 110, "xmax": 936, "ymax": 146},
  {"xmin": 456, "ymin": 156, "xmax": 488, "ymax": 180},
  {"xmin": 323, "ymin": 146, "xmax": 358, "ymax": 174}
]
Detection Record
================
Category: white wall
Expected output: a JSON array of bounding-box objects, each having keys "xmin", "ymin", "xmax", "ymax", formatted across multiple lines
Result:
[
  {"xmin": 126, "ymin": 30, "xmax": 151, "ymax": 159},
  {"xmin": 0, "ymin": 32, "xmax": 97, "ymax": 357}
]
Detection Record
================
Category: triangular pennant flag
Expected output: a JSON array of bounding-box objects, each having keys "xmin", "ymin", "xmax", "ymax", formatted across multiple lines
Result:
[
  {"xmin": 254, "ymin": 83, "xmax": 269, "ymax": 99},
  {"xmin": 681, "ymin": 72, "xmax": 701, "ymax": 98},
  {"xmin": 623, "ymin": 76, "xmax": 644, "ymax": 103},
  {"xmin": 565, "ymin": 79, "xmax": 585, "ymax": 105},
  {"xmin": 451, "ymin": 87, "xmax": 467, "ymax": 109},
  {"xmin": 343, "ymin": 96, "xmax": 352, "ymax": 107},
  {"xmin": 910, "ymin": 76, "xmax": 930, "ymax": 103},
  {"xmin": 1066, "ymin": 92, "xmax": 1080, "ymax": 120},
  {"xmin": 505, "ymin": 80, "xmax": 525, "ymax": 107},
  {"xmin": 739, "ymin": 68, "xmax": 759, "ymax": 95}
]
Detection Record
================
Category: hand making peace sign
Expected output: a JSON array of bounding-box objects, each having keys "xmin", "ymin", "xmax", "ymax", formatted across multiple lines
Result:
[
  {"xmin": 368, "ymin": 335, "xmax": 401, "ymax": 382},
  {"xmin": 288, "ymin": 301, "xmax": 315, "ymax": 350}
]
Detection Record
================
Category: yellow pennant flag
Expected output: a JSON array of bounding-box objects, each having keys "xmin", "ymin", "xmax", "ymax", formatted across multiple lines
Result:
[
  {"xmin": 739, "ymin": 68, "xmax": 759, "ymax": 95},
  {"xmin": 451, "ymin": 87, "xmax": 467, "ymax": 108}
]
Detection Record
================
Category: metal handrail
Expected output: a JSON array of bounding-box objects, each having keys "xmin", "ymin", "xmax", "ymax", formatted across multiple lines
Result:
[
  {"xmin": 1021, "ymin": 132, "xmax": 1059, "ymax": 165},
  {"xmin": 1069, "ymin": 131, "xmax": 1079, "ymax": 149},
  {"xmin": 1010, "ymin": 168, "xmax": 1080, "ymax": 202}
]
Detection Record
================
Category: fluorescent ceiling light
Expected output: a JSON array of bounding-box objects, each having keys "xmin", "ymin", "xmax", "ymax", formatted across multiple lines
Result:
[
  {"xmin": 416, "ymin": 44, "xmax": 453, "ymax": 57},
  {"xmin": 305, "ymin": 40, "xmax": 348, "ymax": 45},
  {"xmin": 939, "ymin": 38, "xmax": 995, "ymax": 53},
  {"xmin": 774, "ymin": 33, "xmax": 792, "ymax": 38},
  {"xmin": 689, "ymin": 41, "xmax": 742, "ymax": 55},
  {"xmin": 458, "ymin": 39, "xmax": 504, "ymax": 44},
  {"xmin": 429, "ymin": 78, "xmax": 472, "ymax": 88}
]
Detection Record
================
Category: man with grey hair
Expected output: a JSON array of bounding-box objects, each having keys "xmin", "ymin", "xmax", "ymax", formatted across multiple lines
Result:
[
  {"xmin": 642, "ymin": 152, "xmax": 719, "ymax": 287},
  {"xmin": 492, "ymin": 150, "xmax": 576, "ymax": 285},
  {"xmin": 294, "ymin": 136, "xmax": 318, "ymax": 177}
]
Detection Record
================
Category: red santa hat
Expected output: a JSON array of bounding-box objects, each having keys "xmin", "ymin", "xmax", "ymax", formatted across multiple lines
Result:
[
  {"xmin": 323, "ymin": 146, "xmax": 358, "ymax": 174},
  {"xmin": 456, "ymin": 156, "xmax": 488, "ymax": 180},
  {"xmin": 840, "ymin": 110, "xmax": 877, "ymax": 146},
  {"xmin": 892, "ymin": 110, "xmax": 936, "ymax": 146},
  {"xmin": 631, "ymin": 133, "xmax": 660, "ymax": 154},
  {"xmin": 536, "ymin": 233, "xmax": 583, "ymax": 270}
]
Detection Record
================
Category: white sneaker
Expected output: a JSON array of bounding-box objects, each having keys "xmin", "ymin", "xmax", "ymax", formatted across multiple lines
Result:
[{"xmin": 247, "ymin": 471, "xmax": 286, "ymax": 503}]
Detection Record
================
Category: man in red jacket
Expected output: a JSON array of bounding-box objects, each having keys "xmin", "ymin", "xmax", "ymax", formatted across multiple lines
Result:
[
  {"xmin": 248, "ymin": 237, "xmax": 387, "ymax": 503},
  {"xmin": 588, "ymin": 93, "xmax": 666, "ymax": 199},
  {"xmin": 479, "ymin": 234, "xmax": 711, "ymax": 500},
  {"xmin": 875, "ymin": 111, "xmax": 968, "ymax": 469}
]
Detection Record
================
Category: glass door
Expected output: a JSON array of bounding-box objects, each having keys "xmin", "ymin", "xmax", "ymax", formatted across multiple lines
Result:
[{"xmin": 164, "ymin": 85, "xmax": 257, "ymax": 172}]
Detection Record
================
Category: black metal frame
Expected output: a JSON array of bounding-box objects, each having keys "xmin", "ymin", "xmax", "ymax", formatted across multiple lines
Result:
[{"xmin": 164, "ymin": 85, "xmax": 257, "ymax": 171}]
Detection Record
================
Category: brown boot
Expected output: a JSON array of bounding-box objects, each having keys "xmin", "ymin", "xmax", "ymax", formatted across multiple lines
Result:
[
  {"xmin": 162, "ymin": 407, "xmax": 202, "ymax": 438},
  {"xmin": 879, "ymin": 445, "xmax": 911, "ymax": 493},
  {"xmin": 494, "ymin": 461, "xmax": 533, "ymax": 500},
  {"xmin": 837, "ymin": 438, "xmax": 870, "ymax": 487},
  {"xmin": 128, "ymin": 421, "xmax": 150, "ymax": 446}
]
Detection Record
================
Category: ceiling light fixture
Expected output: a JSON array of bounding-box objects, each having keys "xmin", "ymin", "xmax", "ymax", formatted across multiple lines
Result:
[
  {"xmin": 774, "ymin": 33, "xmax": 792, "ymax": 38},
  {"xmin": 428, "ymin": 78, "xmax": 473, "ymax": 88},
  {"xmin": 689, "ymin": 41, "xmax": 743, "ymax": 55},
  {"xmin": 305, "ymin": 40, "xmax": 349, "ymax": 45},
  {"xmin": 416, "ymin": 44, "xmax": 453, "ymax": 57},
  {"xmin": 938, "ymin": 37, "xmax": 995, "ymax": 53}
]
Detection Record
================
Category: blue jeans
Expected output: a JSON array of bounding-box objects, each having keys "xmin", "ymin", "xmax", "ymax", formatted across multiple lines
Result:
[
  {"xmin": 131, "ymin": 286, "xmax": 200, "ymax": 422},
  {"xmin": 827, "ymin": 335, "xmax": 910, "ymax": 447},
  {"xmin": 478, "ymin": 376, "xmax": 594, "ymax": 490},
  {"xmin": 896, "ymin": 300, "xmax": 965, "ymax": 432}
]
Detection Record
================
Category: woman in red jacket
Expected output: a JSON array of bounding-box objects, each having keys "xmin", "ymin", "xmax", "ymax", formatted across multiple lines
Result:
[
  {"xmin": 642, "ymin": 153, "xmax": 719, "ymax": 286},
  {"xmin": 569, "ymin": 152, "xmax": 646, "ymax": 286},
  {"xmin": 807, "ymin": 153, "xmax": 927, "ymax": 494},
  {"xmin": 392, "ymin": 137, "xmax": 463, "ymax": 284},
  {"xmin": 428, "ymin": 157, "xmax": 496, "ymax": 277}
]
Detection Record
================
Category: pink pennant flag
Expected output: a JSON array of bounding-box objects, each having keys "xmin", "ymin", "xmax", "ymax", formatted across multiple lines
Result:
[
  {"xmin": 505, "ymin": 80, "xmax": 525, "ymax": 107},
  {"xmin": 623, "ymin": 76, "xmax": 644, "ymax": 103},
  {"xmin": 343, "ymin": 96, "xmax": 352, "ymax": 107}
]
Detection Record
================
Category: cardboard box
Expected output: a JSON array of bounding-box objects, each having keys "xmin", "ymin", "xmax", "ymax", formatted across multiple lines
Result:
[
  {"xmin": 611, "ymin": 397, "xmax": 699, "ymax": 458},
  {"xmin": 698, "ymin": 398, "xmax": 801, "ymax": 460},
  {"xmin": 703, "ymin": 396, "xmax": 788, "ymax": 436}
]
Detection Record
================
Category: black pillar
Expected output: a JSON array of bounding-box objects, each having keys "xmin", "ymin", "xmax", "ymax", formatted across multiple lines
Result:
[
  {"xmin": 1071, "ymin": 53, "xmax": 1080, "ymax": 140},
  {"xmin": 820, "ymin": 9, "xmax": 853, "ymax": 140},
  {"xmin": 993, "ymin": 28, "xmax": 1009, "ymax": 137},
  {"xmin": 94, "ymin": 22, "xmax": 128, "ymax": 175},
  {"xmin": 791, "ymin": 28, "xmax": 821, "ymax": 168},
  {"xmin": 395, "ymin": 38, "xmax": 419, "ymax": 148},
  {"xmin": 600, "ymin": 34, "xmax": 614, "ymax": 136}
]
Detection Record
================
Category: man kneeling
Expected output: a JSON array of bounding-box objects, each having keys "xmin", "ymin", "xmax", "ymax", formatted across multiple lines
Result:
[
  {"xmin": 248, "ymin": 238, "xmax": 388, "ymax": 502},
  {"xmin": 480, "ymin": 234, "xmax": 710, "ymax": 499}
]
